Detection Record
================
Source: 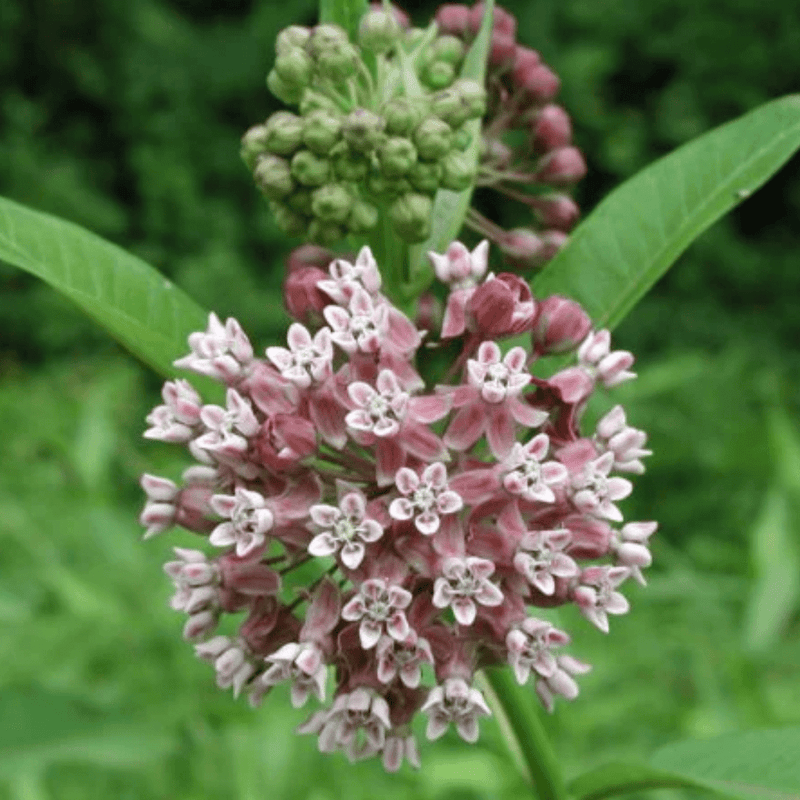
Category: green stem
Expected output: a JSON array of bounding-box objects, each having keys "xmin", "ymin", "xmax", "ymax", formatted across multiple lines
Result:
[{"xmin": 481, "ymin": 668, "xmax": 568, "ymax": 800}]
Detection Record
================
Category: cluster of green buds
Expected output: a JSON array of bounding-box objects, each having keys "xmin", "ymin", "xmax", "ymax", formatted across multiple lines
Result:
[{"xmin": 241, "ymin": 10, "xmax": 487, "ymax": 245}]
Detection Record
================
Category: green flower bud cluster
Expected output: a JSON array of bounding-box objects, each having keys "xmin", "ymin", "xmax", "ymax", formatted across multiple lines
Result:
[
  {"xmin": 243, "ymin": 21, "xmax": 488, "ymax": 245},
  {"xmin": 420, "ymin": 34, "xmax": 466, "ymax": 90}
]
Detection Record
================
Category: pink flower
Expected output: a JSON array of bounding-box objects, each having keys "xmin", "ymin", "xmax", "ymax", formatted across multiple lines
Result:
[
  {"xmin": 611, "ymin": 521, "xmax": 657, "ymax": 585},
  {"xmin": 432, "ymin": 556, "xmax": 504, "ymax": 625},
  {"xmin": 421, "ymin": 678, "xmax": 491, "ymax": 743},
  {"xmin": 514, "ymin": 528, "xmax": 579, "ymax": 596},
  {"xmin": 468, "ymin": 273, "xmax": 536, "ymax": 337},
  {"xmin": 324, "ymin": 286, "xmax": 388, "ymax": 354},
  {"xmin": 429, "ymin": 240, "xmax": 489, "ymax": 288},
  {"xmin": 506, "ymin": 618, "xmax": 571, "ymax": 684},
  {"xmin": 376, "ymin": 631, "xmax": 434, "ymax": 688},
  {"xmin": 389, "ymin": 462, "xmax": 463, "ymax": 535},
  {"xmin": 266, "ymin": 323, "xmax": 333, "ymax": 388},
  {"xmin": 317, "ymin": 246, "xmax": 382, "ymax": 305},
  {"xmin": 209, "ymin": 488, "xmax": 275, "ymax": 557},
  {"xmin": 578, "ymin": 330, "xmax": 636, "ymax": 388},
  {"xmin": 573, "ymin": 565, "xmax": 631, "ymax": 633},
  {"xmin": 535, "ymin": 655, "xmax": 592, "ymax": 712},
  {"xmin": 341, "ymin": 578, "xmax": 413, "ymax": 649},
  {"xmin": 594, "ymin": 405, "xmax": 652, "ymax": 474},
  {"xmin": 502, "ymin": 433, "xmax": 568, "ymax": 502},
  {"xmin": 254, "ymin": 641, "xmax": 327, "ymax": 708},
  {"xmin": 174, "ymin": 312, "xmax": 254, "ymax": 383},
  {"xmin": 195, "ymin": 635, "xmax": 257, "ymax": 698},
  {"xmin": 570, "ymin": 451, "xmax": 633, "ymax": 522},
  {"xmin": 444, "ymin": 341, "xmax": 548, "ymax": 458},
  {"xmin": 308, "ymin": 489, "xmax": 384, "ymax": 569},
  {"xmin": 144, "ymin": 379, "xmax": 201, "ymax": 442}
]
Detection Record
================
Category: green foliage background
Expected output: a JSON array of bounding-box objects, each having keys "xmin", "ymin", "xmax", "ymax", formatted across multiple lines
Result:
[{"xmin": 0, "ymin": 0, "xmax": 798, "ymax": 798}]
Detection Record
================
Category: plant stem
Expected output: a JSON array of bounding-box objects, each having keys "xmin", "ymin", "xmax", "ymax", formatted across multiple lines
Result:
[{"xmin": 480, "ymin": 668, "xmax": 568, "ymax": 800}]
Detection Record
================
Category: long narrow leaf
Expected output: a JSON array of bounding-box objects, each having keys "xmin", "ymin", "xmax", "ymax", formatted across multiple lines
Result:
[
  {"xmin": 0, "ymin": 195, "xmax": 209, "ymax": 379},
  {"xmin": 568, "ymin": 761, "xmax": 714, "ymax": 800},
  {"xmin": 532, "ymin": 95, "xmax": 800, "ymax": 329}
]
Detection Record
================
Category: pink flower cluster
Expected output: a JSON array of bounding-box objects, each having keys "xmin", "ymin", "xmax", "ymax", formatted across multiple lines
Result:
[{"xmin": 141, "ymin": 242, "xmax": 655, "ymax": 770}]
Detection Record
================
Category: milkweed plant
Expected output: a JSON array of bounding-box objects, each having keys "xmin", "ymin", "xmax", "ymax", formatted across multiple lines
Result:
[{"xmin": 4, "ymin": 0, "xmax": 800, "ymax": 797}]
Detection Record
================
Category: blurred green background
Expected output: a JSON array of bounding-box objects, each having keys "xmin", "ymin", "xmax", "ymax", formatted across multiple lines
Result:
[{"xmin": 1, "ymin": 0, "xmax": 799, "ymax": 798}]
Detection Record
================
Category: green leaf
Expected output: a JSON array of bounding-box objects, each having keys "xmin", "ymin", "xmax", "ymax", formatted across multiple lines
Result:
[
  {"xmin": 0, "ymin": 195, "xmax": 209, "ymax": 380},
  {"xmin": 319, "ymin": 0, "xmax": 368, "ymax": 41},
  {"xmin": 532, "ymin": 95, "xmax": 800, "ymax": 330},
  {"xmin": 407, "ymin": 0, "xmax": 495, "ymax": 289},
  {"xmin": 651, "ymin": 727, "xmax": 800, "ymax": 800},
  {"xmin": 568, "ymin": 761, "xmax": 713, "ymax": 800}
]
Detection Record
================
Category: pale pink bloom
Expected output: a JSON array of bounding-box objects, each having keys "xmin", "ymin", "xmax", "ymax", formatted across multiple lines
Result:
[
  {"xmin": 174, "ymin": 312, "xmax": 254, "ymax": 383},
  {"xmin": 139, "ymin": 474, "xmax": 179, "ymax": 538},
  {"xmin": 324, "ymin": 286, "xmax": 388, "ymax": 354},
  {"xmin": 577, "ymin": 330, "xmax": 636, "ymax": 388},
  {"xmin": 506, "ymin": 618, "xmax": 571, "ymax": 684},
  {"xmin": 421, "ymin": 678, "xmax": 491, "ymax": 743},
  {"xmin": 382, "ymin": 731, "xmax": 421, "ymax": 772},
  {"xmin": 532, "ymin": 295, "xmax": 592, "ymax": 355},
  {"xmin": 253, "ymin": 641, "xmax": 327, "ymax": 708},
  {"xmin": 571, "ymin": 451, "xmax": 633, "ymax": 522},
  {"xmin": 535, "ymin": 655, "xmax": 592, "ymax": 712},
  {"xmin": 308, "ymin": 490, "xmax": 384, "ymax": 569},
  {"xmin": 163, "ymin": 547, "xmax": 219, "ymax": 613},
  {"xmin": 317, "ymin": 245, "xmax": 382, "ymax": 304},
  {"xmin": 266, "ymin": 323, "xmax": 333, "ymax": 388},
  {"xmin": 514, "ymin": 528, "xmax": 579, "ymax": 595},
  {"xmin": 144, "ymin": 379, "xmax": 202, "ymax": 442},
  {"xmin": 444, "ymin": 341, "xmax": 548, "ymax": 458},
  {"xmin": 594, "ymin": 405, "xmax": 652, "ymax": 474},
  {"xmin": 502, "ymin": 433, "xmax": 568, "ymax": 502},
  {"xmin": 429, "ymin": 240, "xmax": 489, "ymax": 288},
  {"xmin": 195, "ymin": 635, "xmax": 257, "ymax": 698},
  {"xmin": 468, "ymin": 273, "xmax": 536, "ymax": 337},
  {"xmin": 612, "ymin": 521, "xmax": 657, "ymax": 585},
  {"xmin": 209, "ymin": 487, "xmax": 275, "ymax": 557},
  {"xmin": 573, "ymin": 565, "xmax": 631, "ymax": 633},
  {"xmin": 389, "ymin": 462, "xmax": 463, "ymax": 535},
  {"xmin": 193, "ymin": 388, "xmax": 260, "ymax": 461},
  {"xmin": 298, "ymin": 688, "xmax": 391, "ymax": 761},
  {"xmin": 376, "ymin": 632, "xmax": 434, "ymax": 688},
  {"xmin": 346, "ymin": 369, "xmax": 409, "ymax": 437},
  {"xmin": 432, "ymin": 556, "xmax": 504, "ymax": 625},
  {"xmin": 341, "ymin": 578, "xmax": 413, "ymax": 649}
]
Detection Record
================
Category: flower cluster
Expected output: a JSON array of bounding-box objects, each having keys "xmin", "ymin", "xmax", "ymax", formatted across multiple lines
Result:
[
  {"xmin": 436, "ymin": 1, "xmax": 586, "ymax": 268},
  {"xmin": 141, "ymin": 242, "xmax": 655, "ymax": 770},
  {"xmin": 242, "ymin": 10, "xmax": 488, "ymax": 245}
]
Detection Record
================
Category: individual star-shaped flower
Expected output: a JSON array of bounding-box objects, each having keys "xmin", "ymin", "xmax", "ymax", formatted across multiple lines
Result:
[
  {"xmin": 341, "ymin": 578, "xmax": 413, "ymax": 649},
  {"xmin": 421, "ymin": 678, "xmax": 491, "ymax": 743},
  {"xmin": 389, "ymin": 462, "xmax": 463, "ymax": 535},
  {"xmin": 209, "ymin": 488, "xmax": 275, "ymax": 557},
  {"xmin": 432, "ymin": 556, "xmax": 504, "ymax": 625}
]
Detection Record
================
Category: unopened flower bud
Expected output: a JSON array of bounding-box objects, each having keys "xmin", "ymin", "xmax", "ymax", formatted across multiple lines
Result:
[
  {"xmin": 348, "ymin": 199, "xmax": 379, "ymax": 232},
  {"xmin": 378, "ymin": 136, "xmax": 418, "ymax": 177},
  {"xmin": 529, "ymin": 194, "xmax": 580, "ymax": 231},
  {"xmin": 431, "ymin": 35, "xmax": 465, "ymax": 65},
  {"xmin": 408, "ymin": 160, "xmax": 442, "ymax": 194},
  {"xmin": 274, "ymin": 47, "xmax": 314, "ymax": 87},
  {"xmin": 359, "ymin": 8, "xmax": 403, "ymax": 53},
  {"xmin": 291, "ymin": 150, "xmax": 331, "ymax": 186},
  {"xmin": 440, "ymin": 150, "xmax": 475, "ymax": 191},
  {"xmin": 422, "ymin": 60, "xmax": 456, "ymax": 90},
  {"xmin": 435, "ymin": 4, "xmax": 471, "ymax": 36},
  {"xmin": 286, "ymin": 243, "xmax": 335, "ymax": 273},
  {"xmin": 311, "ymin": 184, "xmax": 353, "ymax": 224},
  {"xmin": 331, "ymin": 146, "xmax": 370, "ymax": 181},
  {"xmin": 451, "ymin": 127, "xmax": 472, "ymax": 151},
  {"xmin": 283, "ymin": 265, "xmax": 330, "ymax": 324},
  {"xmin": 430, "ymin": 88, "xmax": 469, "ymax": 128},
  {"xmin": 240, "ymin": 125, "xmax": 269, "ymax": 170},
  {"xmin": 299, "ymin": 89, "xmax": 340, "ymax": 116},
  {"xmin": 266, "ymin": 69, "xmax": 303, "ymax": 104},
  {"xmin": 383, "ymin": 98, "xmax": 426, "ymax": 136},
  {"xmin": 316, "ymin": 42, "xmax": 359, "ymax": 83},
  {"xmin": 308, "ymin": 218, "xmax": 344, "ymax": 246},
  {"xmin": 469, "ymin": 2, "xmax": 517, "ymax": 37},
  {"xmin": 389, "ymin": 193, "xmax": 433, "ymax": 242},
  {"xmin": 499, "ymin": 228, "xmax": 547, "ymax": 269},
  {"xmin": 302, "ymin": 109, "xmax": 343, "ymax": 154},
  {"xmin": 262, "ymin": 111, "xmax": 305, "ymax": 156},
  {"xmin": 367, "ymin": 172, "xmax": 412, "ymax": 199},
  {"xmin": 516, "ymin": 62, "xmax": 560, "ymax": 102},
  {"xmin": 452, "ymin": 79, "xmax": 487, "ymax": 119},
  {"xmin": 512, "ymin": 46, "xmax": 541, "ymax": 85},
  {"xmin": 414, "ymin": 117, "xmax": 453, "ymax": 161},
  {"xmin": 535, "ymin": 147, "xmax": 587, "ymax": 186},
  {"xmin": 308, "ymin": 23, "xmax": 349, "ymax": 57},
  {"xmin": 342, "ymin": 108, "xmax": 386, "ymax": 152},
  {"xmin": 532, "ymin": 105, "xmax": 573, "ymax": 152},
  {"xmin": 270, "ymin": 202, "xmax": 309, "ymax": 237},
  {"xmin": 254, "ymin": 154, "xmax": 294, "ymax": 199},
  {"xmin": 276, "ymin": 25, "xmax": 311, "ymax": 55},
  {"xmin": 287, "ymin": 187, "xmax": 314, "ymax": 215},
  {"xmin": 533, "ymin": 295, "xmax": 592, "ymax": 355},
  {"xmin": 489, "ymin": 31, "xmax": 516, "ymax": 70}
]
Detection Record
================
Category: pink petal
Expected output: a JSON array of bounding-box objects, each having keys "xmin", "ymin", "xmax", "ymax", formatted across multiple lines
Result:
[
  {"xmin": 360, "ymin": 619, "xmax": 383, "ymax": 649},
  {"xmin": 395, "ymin": 467, "xmax": 419, "ymax": 495},
  {"xmin": 416, "ymin": 512, "xmax": 441, "ymax": 535},
  {"xmin": 423, "ymin": 461, "xmax": 448, "ymax": 489},
  {"xmin": 389, "ymin": 497, "xmax": 414, "ymax": 521},
  {"xmin": 475, "ymin": 581, "xmax": 504, "ymax": 607},
  {"xmin": 309, "ymin": 504, "xmax": 339, "ymax": 527},
  {"xmin": 340, "ymin": 541, "xmax": 365, "ymax": 569},
  {"xmin": 348, "ymin": 381, "xmax": 376, "ymax": 407},
  {"xmin": 376, "ymin": 437, "xmax": 405, "ymax": 487},
  {"xmin": 359, "ymin": 519, "xmax": 384, "ymax": 543},
  {"xmin": 436, "ymin": 490, "xmax": 463, "ymax": 515},
  {"xmin": 340, "ymin": 491, "xmax": 366, "ymax": 518},
  {"xmin": 308, "ymin": 532, "xmax": 339, "ymax": 557},
  {"xmin": 452, "ymin": 597, "xmax": 477, "ymax": 625},
  {"xmin": 455, "ymin": 715, "xmax": 479, "ymax": 743},
  {"xmin": 387, "ymin": 611, "xmax": 410, "ymax": 641},
  {"xmin": 486, "ymin": 405, "xmax": 516, "ymax": 458},
  {"xmin": 444, "ymin": 403, "xmax": 486, "ymax": 451},
  {"xmin": 408, "ymin": 394, "xmax": 451, "ymax": 423},
  {"xmin": 287, "ymin": 322, "xmax": 312, "ymax": 350},
  {"xmin": 401, "ymin": 422, "xmax": 448, "ymax": 461}
]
